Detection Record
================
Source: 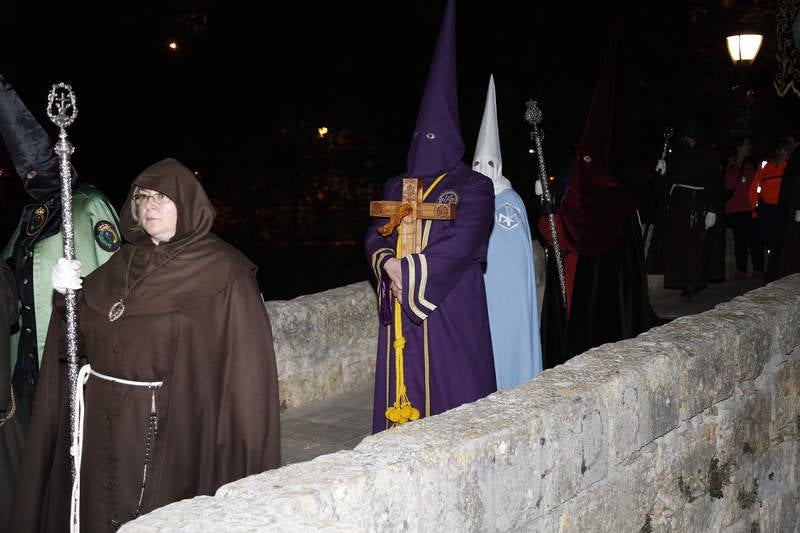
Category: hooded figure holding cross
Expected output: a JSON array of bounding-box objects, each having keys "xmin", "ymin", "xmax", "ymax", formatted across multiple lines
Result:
[{"xmin": 366, "ymin": 0, "xmax": 496, "ymax": 433}]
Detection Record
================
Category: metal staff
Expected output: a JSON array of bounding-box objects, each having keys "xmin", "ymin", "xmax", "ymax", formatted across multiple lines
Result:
[
  {"xmin": 643, "ymin": 126, "xmax": 673, "ymax": 257},
  {"xmin": 660, "ymin": 126, "xmax": 674, "ymax": 162},
  {"xmin": 524, "ymin": 99, "xmax": 566, "ymax": 308},
  {"xmin": 47, "ymin": 83, "xmax": 79, "ymax": 481}
]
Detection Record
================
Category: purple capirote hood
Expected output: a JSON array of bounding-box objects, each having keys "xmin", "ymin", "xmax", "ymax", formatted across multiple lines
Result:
[{"xmin": 406, "ymin": 0, "xmax": 464, "ymax": 178}]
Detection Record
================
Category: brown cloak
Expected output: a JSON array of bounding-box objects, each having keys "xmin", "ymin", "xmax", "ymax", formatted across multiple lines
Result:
[
  {"xmin": 663, "ymin": 142, "xmax": 723, "ymax": 290},
  {"xmin": 11, "ymin": 159, "xmax": 280, "ymax": 532}
]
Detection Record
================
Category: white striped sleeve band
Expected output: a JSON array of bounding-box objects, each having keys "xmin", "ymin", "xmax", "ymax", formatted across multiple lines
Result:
[
  {"xmin": 371, "ymin": 248, "xmax": 394, "ymax": 281},
  {"xmin": 405, "ymin": 253, "xmax": 437, "ymax": 321}
]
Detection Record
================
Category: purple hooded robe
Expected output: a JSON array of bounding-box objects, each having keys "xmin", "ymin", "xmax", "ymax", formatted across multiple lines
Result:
[{"xmin": 365, "ymin": 0, "xmax": 496, "ymax": 433}]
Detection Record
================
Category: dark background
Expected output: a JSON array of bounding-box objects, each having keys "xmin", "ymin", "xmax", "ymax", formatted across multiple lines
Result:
[{"xmin": 0, "ymin": 1, "xmax": 797, "ymax": 299}]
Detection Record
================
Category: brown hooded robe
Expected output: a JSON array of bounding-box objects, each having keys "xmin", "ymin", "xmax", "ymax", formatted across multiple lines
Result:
[{"xmin": 11, "ymin": 158, "xmax": 280, "ymax": 532}]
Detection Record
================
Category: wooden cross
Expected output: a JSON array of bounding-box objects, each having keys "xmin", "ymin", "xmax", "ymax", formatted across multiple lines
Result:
[{"xmin": 369, "ymin": 178, "xmax": 456, "ymax": 257}]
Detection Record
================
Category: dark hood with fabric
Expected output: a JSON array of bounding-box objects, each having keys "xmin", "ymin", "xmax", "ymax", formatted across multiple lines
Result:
[
  {"xmin": 405, "ymin": 0, "xmax": 465, "ymax": 178},
  {"xmin": 556, "ymin": 24, "xmax": 637, "ymax": 256},
  {"xmin": 83, "ymin": 158, "xmax": 253, "ymax": 316},
  {"xmin": 0, "ymin": 75, "xmax": 66, "ymax": 201}
]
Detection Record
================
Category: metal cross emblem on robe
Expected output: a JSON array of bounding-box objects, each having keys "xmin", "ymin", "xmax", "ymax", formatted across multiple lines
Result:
[{"xmin": 369, "ymin": 178, "xmax": 456, "ymax": 256}]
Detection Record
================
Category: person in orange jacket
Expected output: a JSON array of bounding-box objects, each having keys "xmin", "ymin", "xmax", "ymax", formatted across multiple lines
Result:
[{"xmin": 750, "ymin": 139, "xmax": 791, "ymax": 259}]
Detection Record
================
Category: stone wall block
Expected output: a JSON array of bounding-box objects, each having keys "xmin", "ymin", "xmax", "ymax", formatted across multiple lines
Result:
[
  {"xmin": 552, "ymin": 443, "xmax": 658, "ymax": 533},
  {"xmin": 729, "ymin": 275, "xmax": 800, "ymax": 357},
  {"xmin": 756, "ymin": 490, "xmax": 800, "ymax": 533},
  {"xmin": 267, "ymin": 281, "xmax": 377, "ymax": 409},
  {"xmin": 702, "ymin": 305, "xmax": 772, "ymax": 382},
  {"xmin": 572, "ymin": 341, "xmax": 681, "ymax": 464},
  {"xmin": 771, "ymin": 349, "xmax": 800, "ymax": 442}
]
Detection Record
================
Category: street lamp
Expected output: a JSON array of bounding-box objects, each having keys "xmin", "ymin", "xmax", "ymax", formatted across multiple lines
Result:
[
  {"xmin": 726, "ymin": 33, "xmax": 763, "ymax": 135},
  {"xmin": 726, "ymin": 34, "xmax": 763, "ymax": 65}
]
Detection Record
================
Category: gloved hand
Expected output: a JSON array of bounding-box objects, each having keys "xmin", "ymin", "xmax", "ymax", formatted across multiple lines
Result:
[
  {"xmin": 795, "ymin": 210, "xmax": 800, "ymax": 223},
  {"xmin": 704, "ymin": 212, "xmax": 717, "ymax": 230},
  {"xmin": 534, "ymin": 180, "xmax": 544, "ymax": 196},
  {"xmin": 51, "ymin": 258, "xmax": 82, "ymax": 295},
  {"xmin": 655, "ymin": 159, "xmax": 667, "ymax": 176}
]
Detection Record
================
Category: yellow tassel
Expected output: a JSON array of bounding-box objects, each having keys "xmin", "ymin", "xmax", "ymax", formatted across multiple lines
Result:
[{"xmin": 385, "ymin": 173, "xmax": 447, "ymax": 428}]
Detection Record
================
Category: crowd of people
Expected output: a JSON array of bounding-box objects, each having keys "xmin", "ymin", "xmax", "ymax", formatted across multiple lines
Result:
[{"xmin": 646, "ymin": 124, "xmax": 800, "ymax": 294}]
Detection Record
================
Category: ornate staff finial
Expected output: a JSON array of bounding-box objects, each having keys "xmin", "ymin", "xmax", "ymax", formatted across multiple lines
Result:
[
  {"xmin": 47, "ymin": 83, "xmax": 78, "ymax": 130},
  {"xmin": 524, "ymin": 99, "xmax": 543, "ymax": 126}
]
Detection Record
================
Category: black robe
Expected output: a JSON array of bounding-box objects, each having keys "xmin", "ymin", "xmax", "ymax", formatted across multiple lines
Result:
[
  {"xmin": 662, "ymin": 142, "xmax": 723, "ymax": 290},
  {"xmin": 541, "ymin": 212, "xmax": 658, "ymax": 368}
]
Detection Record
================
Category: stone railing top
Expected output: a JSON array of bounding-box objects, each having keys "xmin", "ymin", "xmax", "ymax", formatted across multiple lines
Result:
[{"xmin": 123, "ymin": 274, "xmax": 800, "ymax": 532}]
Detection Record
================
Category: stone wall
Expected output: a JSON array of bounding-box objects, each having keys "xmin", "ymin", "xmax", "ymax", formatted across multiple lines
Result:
[
  {"xmin": 123, "ymin": 275, "xmax": 800, "ymax": 532},
  {"xmin": 267, "ymin": 281, "xmax": 376, "ymax": 410}
]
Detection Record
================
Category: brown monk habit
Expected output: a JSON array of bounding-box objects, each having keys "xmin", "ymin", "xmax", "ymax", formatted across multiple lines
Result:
[{"xmin": 11, "ymin": 159, "xmax": 280, "ymax": 532}]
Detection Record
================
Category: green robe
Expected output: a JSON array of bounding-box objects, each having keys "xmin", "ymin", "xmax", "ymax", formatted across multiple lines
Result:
[{"xmin": 2, "ymin": 183, "xmax": 120, "ymax": 372}]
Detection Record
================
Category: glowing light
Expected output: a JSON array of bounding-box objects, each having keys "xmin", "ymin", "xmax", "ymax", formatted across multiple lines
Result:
[
  {"xmin": 168, "ymin": 41, "xmax": 178, "ymax": 51},
  {"xmin": 318, "ymin": 126, "xmax": 328, "ymax": 138},
  {"xmin": 528, "ymin": 148, "xmax": 535, "ymax": 154},
  {"xmin": 548, "ymin": 176, "xmax": 556, "ymax": 181},
  {"xmin": 761, "ymin": 160, "xmax": 768, "ymax": 168},
  {"xmin": 726, "ymin": 34, "xmax": 763, "ymax": 64}
]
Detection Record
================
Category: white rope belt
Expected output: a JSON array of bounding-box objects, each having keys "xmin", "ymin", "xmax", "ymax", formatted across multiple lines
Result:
[
  {"xmin": 669, "ymin": 183, "xmax": 705, "ymax": 196},
  {"xmin": 70, "ymin": 364, "xmax": 163, "ymax": 533}
]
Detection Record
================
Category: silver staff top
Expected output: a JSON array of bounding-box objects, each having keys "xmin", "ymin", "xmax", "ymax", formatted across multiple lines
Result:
[
  {"xmin": 524, "ymin": 99, "xmax": 543, "ymax": 126},
  {"xmin": 47, "ymin": 83, "xmax": 78, "ymax": 129}
]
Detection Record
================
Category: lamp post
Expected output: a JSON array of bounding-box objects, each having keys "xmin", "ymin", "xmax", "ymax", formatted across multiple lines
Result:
[{"xmin": 727, "ymin": 33, "xmax": 763, "ymax": 135}]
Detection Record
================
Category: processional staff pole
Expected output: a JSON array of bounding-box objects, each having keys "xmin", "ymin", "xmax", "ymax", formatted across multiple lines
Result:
[
  {"xmin": 643, "ymin": 126, "xmax": 673, "ymax": 257},
  {"xmin": 660, "ymin": 126, "xmax": 674, "ymax": 162},
  {"xmin": 525, "ymin": 99, "xmax": 566, "ymax": 309},
  {"xmin": 46, "ymin": 83, "xmax": 79, "ymax": 482}
]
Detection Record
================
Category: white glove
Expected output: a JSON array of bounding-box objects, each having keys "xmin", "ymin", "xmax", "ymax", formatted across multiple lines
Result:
[
  {"xmin": 704, "ymin": 212, "xmax": 717, "ymax": 230},
  {"xmin": 51, "ymin": 258, "xmax": 82, "ymax": 295},
  {"xmin": 534, "ymin": 180, "xmax": 544, "ymax": 196},
  {"xmin": 655, "ymin": 159, "xmax": 667, "ymax": 176},
  {"xmin": 795, "ymin": 210, "xmax": 800, "ymax": 223}
]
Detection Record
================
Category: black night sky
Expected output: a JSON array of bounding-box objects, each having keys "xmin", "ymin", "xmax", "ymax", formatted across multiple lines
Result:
[{"xmin": 1, "ymin": 1, "xmax": 798, "ymax": 298}]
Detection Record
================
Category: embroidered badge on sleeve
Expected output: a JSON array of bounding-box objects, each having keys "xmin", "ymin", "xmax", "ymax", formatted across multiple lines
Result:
[
  {"xmin": 94, "ymin": 220, "xmax": 121, "ymax": 252},
  {"xmin": 496, "ymin": 203, "xmax": 522, "ymax": 230},
  {"xmin": 437, "ymin": 190, "xmax": 459, "ymax": 205}
]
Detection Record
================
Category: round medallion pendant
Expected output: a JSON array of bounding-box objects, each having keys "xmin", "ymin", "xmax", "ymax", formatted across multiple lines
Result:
[{"xmin": 108, "ymin": 300, "xmax": 126, "ymax": 322}]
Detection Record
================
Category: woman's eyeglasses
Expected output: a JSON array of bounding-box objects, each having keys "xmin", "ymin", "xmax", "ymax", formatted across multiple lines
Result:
[{"xmin": 132, "ymin": 192, "xmax": 170, "ymax": 206}]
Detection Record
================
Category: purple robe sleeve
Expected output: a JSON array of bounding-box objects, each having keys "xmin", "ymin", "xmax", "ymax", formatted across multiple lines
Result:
[{"xmin": 399, "ymin": 175, "xmax": 493, "ymax": 325}]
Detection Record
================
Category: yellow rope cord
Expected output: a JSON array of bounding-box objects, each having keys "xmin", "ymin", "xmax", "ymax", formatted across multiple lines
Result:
[
  {"xmin": 423, "ymin": 319, "xmax": 430, "ymax": 417},
  {"xmin": 384, "ymin": 324, "xmax": 391, "ymax": 431},
  {"xmin": 384, "ymin": 173, "xmax": 445, "ymax": 427}
]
